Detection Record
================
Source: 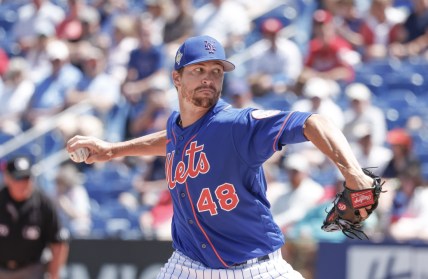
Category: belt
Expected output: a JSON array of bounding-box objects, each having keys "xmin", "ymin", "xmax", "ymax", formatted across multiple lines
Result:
[{"xmin": 232, "ymin": 254, "xmax": 270, "ymax": 266}]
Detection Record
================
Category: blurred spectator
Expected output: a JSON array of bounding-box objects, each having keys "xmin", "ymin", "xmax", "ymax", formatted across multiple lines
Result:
[
  {"xmin": 0, "ymin": 47, "xmax": 9, "ymax": 77},
  {"xmin": 290, "ymin": 77, "xmax": 344, "ymax": 169},
  {"xmin": 22, "ymin": 40, "xmax": 82, "ymax": 130},
  {"xmin": 119, "ymin": 155, "xmax": 171, "ymax": 240},
  {"xmin": 342, "ymin": 82, "xmax": 387, "ymax": 146},
  {"xmin": 246, "ymin": 17, "xmax": 303, "ymax": 97},
  {"xmin": 121, "ymin": 17, "xmax": 168, "ymax": 104},
  {"xmin": 382, "ymin": 128, "xmax": 421, "ymax": 178},
  {"xmin": 193, "ymin": 0, "xmax": 250, "ymax": 53},
  {"xmin": 226, "ymin": 79, "xmax": 262, "ymax": 109},
  {"xmin": 321, "ymin": 0, "xmax": 341, "ymax": 14},
  {"xmin": 126, "ymin": 87, "xmax": 170, "ymax": 139},
  {"xmin": 54, "ymin": 163, "xmax": 91, "ymax": 238},
  {"xmin": 24, "ymin": 21, "xmax": 56, "ymax": 83},
  {"xmin": 163, "ymin": 0, "xmax": 194, "ymax": 65},
  {"xmin": 0, "ymin": 57, "xmax": 35, "ymax": 136},
  {"xmin": 76, "ymin": 4, "xmax": 101, "ymax": 44},
  {"xmin": 349, "ymin": 123, "xmax": 393, "ymax": 173},
  {"xmin": 281, "ymin": 172, "xmax": 344, "ymax": 279},
  {"xmin": 94, "ymin": 0, "xmax": 134, "ymax": 37},
  {"xmin": 56, "ymin": 0, "xmax": 99, "ymax": 43},
  {"xmin": 66, "ymin": 43, "xmax": 121, "ymax": 140},
  {"xmin": 270, "ymin": 153, "xmax": 324, "ymax": 233},
  {"xmin": 57, "ymin": 114, "xmax": 104, "ymax": 145},
  {"xmin": 12, "ymin": 0, "xmax": 65, "ymax": 53},
  {"xmin": 285, "ymin": 173, "xmax": 347, "ymax": 243},
  {"xmin": 333, "ymin": 0, "xmax": 365, "ymax": 52},
  {"xmin": 390, "ymin": 0, "xmax": 428, "ymax": 58},
  {"xmin": 139, "ymin": 187, "xmax": 173, "ymax": 240},
  {"xmin": 142, "ymin": 0, "xmax": 168, "ymax": 46},
  {"xmin": 358, "ymin": 0, "xmax": 404, "ymax": 60},
  {"xmin": 105, "ymin": 15, "xmax": 138, "ymax": 83},
  {"xmin": 292, "ymin": 77, "xmax": 344, "ymax": 130},
  {"xmin": 56, "ymin": 0, "xmax": 84, "ymax": 41},
  {"xmin": 299, "ymin": 9, "xmax": 358, "ymax": 84},
  {"xmin": 163, "ymin": 0, "xmax": 194, "ymax": 46},
  {"xmin": 388, "ymin": 164, "xmax": 428, "ymax": 241}
]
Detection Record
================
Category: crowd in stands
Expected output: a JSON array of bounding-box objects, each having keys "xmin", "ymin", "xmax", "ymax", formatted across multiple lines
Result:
[{"xmin": 0, "ymin": 0, "xmax": 428, "ymax": 257}]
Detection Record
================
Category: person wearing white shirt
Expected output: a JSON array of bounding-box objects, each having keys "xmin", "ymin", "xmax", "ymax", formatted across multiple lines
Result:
[
  {"xmin": 247, "ymin": 18, "xmax": 303, "ymax": 97},
  {"xmin": 0, "ymin": 57, "xmax": 35, "ymax": 135},
  {"xmin": 389, "ymin": 166, "xmax": 428, "ymax": 241},
  {"xmin": 292, "ymin": 77, "xmax": 345, "ymax": 130},
  {"xmin": 193, "ymin": 0, "xmax": 250, "ymax": 49},
  {"xmin": 343, "ymin": 82, "xmax": 387, "ymax": 146},
  {"xmin": 12, "ymin": 0, "xmax": 65, "ymax": 52},
  {"xmin": 350, "ymin": 123, "xmax": 392, "ymax": 174},
  {"xmin": 290, "ymin": 77, "xmax": 345, "ymax": 168},
  {"xmin": 270, "ymin": 153, "xmax": 325, "ymax": 232},
  {"xmin": 54, "ymin": 164, "xmax": 91, "ymax": 237}
]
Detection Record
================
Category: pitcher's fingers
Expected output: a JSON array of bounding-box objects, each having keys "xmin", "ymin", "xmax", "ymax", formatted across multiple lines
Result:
[
  {"xmin": 66, "ymin": 136, "xmax": 80, "ymax": 152},
  {"xmin": 66, "ymin": 135, "xmax": 88, "ymax": 151},
  {"xmin": 85, "ymin": 153, "xmax": 109, "ymax": 164},
  {"xmin": 67, "ymin": 137, "xmax": 95, "ymax": 152},
  {"xmin": 359, "ymin": 208, "xmax": 368, "ymax": 219},
  {"xmin": 84, "ymin": 155, "xmax": 96, "ymax": 164}
]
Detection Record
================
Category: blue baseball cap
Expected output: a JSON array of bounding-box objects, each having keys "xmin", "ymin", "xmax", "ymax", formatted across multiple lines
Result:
[{"xmin": 174, "ymin": 35, "xmax": 235, "ymax": 72}]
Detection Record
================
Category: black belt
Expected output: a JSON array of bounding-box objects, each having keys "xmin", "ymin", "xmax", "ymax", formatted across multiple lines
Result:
[{"xmin": 233, "ymin": 254, "xmax": 270, "ymax": 266}]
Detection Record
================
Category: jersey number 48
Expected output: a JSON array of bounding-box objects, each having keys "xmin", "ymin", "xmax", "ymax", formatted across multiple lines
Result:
[{"xmin": 197, "ymin": 183, "xmax": 239, "ymax": 215}]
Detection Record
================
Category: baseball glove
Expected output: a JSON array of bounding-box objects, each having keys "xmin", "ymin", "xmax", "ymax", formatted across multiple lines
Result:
[{"xmin": 321, "ymin": 168, "xmax": 385, "ymax": 240}]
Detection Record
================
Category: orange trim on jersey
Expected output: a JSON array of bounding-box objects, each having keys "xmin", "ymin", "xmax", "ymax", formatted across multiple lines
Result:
[
  {"xmin": 272, "ymin": 112, "xmax": 294, "ymax": 152},
  {"xmin": 171, "ymin": 130, "xmax": 177, "ymax": 145},
  {"xmin": 169, "ymin": 131, "xmax": 178, "ymax": 209},
  {"xmin": 181, "ymin": 134, "xmax": 229, "ymax": 268}
]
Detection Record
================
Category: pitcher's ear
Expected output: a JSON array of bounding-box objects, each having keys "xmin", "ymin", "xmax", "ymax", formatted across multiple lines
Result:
[{"xmin": 172, "ymin": 71, "xmax": 181, "ymax": 87}]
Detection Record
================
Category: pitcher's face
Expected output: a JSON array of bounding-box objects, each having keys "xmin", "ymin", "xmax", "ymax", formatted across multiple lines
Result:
[{"xmin": 173, "ymin": 61, "xmax": 224, "ymax": 109}]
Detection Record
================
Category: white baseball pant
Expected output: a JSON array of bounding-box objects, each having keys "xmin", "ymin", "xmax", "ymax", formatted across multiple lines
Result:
[{"xmin": 156, "ymin": 248, "xmax": 304, "ymax": 279}]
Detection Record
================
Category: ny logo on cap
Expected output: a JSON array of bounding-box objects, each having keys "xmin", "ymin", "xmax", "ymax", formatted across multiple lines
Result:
[{"xmin": 205, "ymin": 41, "xmax": 216, "ymax": 54}]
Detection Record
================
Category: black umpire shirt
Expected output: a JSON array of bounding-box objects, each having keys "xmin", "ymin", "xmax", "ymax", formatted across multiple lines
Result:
[{"xmin": 0, "ymin": 186, "xmax": 68, "ymax": 270}]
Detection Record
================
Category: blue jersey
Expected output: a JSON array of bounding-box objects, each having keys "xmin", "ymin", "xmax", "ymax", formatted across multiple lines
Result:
[{"xmin": 165, "ymin": 99, "xmax": 312, "ymax": 268}]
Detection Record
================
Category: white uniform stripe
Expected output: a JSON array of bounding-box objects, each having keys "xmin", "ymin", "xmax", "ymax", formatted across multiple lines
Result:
[{"xmin": 157, "ymin": 249, "xmax": 303, "ymax": 279}]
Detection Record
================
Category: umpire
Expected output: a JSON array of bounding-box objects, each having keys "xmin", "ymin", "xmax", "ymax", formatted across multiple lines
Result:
[{"xmin": 0, "ymin": 156, "xmax": 69, "ymax": 279}]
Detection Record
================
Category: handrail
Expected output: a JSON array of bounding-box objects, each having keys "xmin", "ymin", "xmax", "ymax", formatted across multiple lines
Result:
[
  {"xmin": 32, "ymin": 149, "xmax": 70, "ymax": 178},
  {"xmin": 0, "ymin": 101, "xmax": 92, "ymax": 158}
]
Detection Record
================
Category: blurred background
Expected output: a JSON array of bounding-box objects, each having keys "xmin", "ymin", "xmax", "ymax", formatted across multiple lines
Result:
[{"xmin": 0, "ymin": 0, "xmax": 428, "ymax": 278}]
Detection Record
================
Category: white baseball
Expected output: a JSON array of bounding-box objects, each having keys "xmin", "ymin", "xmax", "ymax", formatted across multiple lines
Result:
[{"xmin": 69, "ymin": 147, "xmax": 90, "ymax": 163}]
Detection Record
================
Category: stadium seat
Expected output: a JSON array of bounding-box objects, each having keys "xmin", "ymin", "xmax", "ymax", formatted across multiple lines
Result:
[
  {"xmin": 421, "ymin": 162, "xmax": 428, "ymax": 181},
  {"xmin": 383, "ymin": 72, "xmax": 425, "ymax": 95},
  {"xmin": 353, "ymin": 73, "xmax": 385, "ymax": 96}
]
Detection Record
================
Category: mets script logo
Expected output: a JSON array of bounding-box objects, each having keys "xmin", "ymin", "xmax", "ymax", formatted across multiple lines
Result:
[
  {"xmin": 205, "ymin": 40, "xmax": 216, "ymax": 54},
  {"xmin": 166, "ymin": 141, "xmax": 210, "ymax": 189}
]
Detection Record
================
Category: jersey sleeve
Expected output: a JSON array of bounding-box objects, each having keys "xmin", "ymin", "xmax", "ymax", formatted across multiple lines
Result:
[{"xmin": 232, "ymin": 109, "xmax": 312, "ymax": 167}]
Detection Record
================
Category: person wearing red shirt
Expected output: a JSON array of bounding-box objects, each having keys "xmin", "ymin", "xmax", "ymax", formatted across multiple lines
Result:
[
  {"xmin": 300, "ymin": 9, "xmax": 357, "ymax": 84},
  {"xmin": 0, "ymin": 48, "xmax": 9, "ymax": 77},
  {"xmin": 358, "ymin": 0, "xmax": 404, "ymax": 60}
]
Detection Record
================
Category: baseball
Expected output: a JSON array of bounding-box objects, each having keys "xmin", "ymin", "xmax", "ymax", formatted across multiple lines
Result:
[{"xmin": 69, "ymin": 147, "xmax": 90, "ymax": 163}]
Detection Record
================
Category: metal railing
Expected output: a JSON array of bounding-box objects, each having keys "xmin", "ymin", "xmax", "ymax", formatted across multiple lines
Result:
[{"xmin": 0, "ymin": 101, "xmax": 92, "ymax": 159}]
